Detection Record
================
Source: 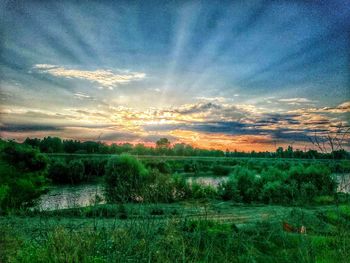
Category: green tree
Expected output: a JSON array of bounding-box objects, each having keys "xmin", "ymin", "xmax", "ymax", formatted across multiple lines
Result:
[
  {"xmin": 68, "ymin": 160, "xmax": 85, "ymax": 184},
  {"xmin": 156, "ymin": 138, "xmax": 171, "ymax": 149},
  {"xmin": 39, "ymin": 137, "xmax": 63, "ymax": 153},
  {"xmin": 0, "ymin": 141, "xmax": 47, "ymax": 211},
  {"xmin": 105, "ymin": 155, "xmax": 148, "ymax": 202}
]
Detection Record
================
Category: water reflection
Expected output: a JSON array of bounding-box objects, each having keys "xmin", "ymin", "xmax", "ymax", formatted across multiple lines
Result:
[
  {"xmin": 186, "ymin": 176, "xmax": 228, "ymax": 187},
  {"xmin": 37, "ymin": 184, "xmax": 105, "ymax": 211},
  {"xmin": 336, "ymin": 173, "xmax": 350, "ymax": 193},
  {"xmin": 37, "ymin": 174, "xmax": 349, "ymax": 211}
]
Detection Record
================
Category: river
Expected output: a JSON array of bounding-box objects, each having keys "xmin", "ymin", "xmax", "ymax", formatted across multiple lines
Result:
[{"xmin": 36, "ymin": 174, "xmax": 349, "ymax": 211}]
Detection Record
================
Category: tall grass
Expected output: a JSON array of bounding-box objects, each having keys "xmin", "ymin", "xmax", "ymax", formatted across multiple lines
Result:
[{"xmin": 1, "ymin": 206, "xmax": 350, "ymax": 263}]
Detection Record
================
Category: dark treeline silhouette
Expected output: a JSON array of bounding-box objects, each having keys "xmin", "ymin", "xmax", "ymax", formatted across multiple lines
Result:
[{"xmin": 22, "ymin": 136, "xmax": 349, "ymax": 159}]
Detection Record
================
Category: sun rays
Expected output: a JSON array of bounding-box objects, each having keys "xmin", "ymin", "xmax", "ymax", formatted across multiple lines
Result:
[{"xmin": 1, "ymin": 1, "xmax": 349, "ymax": 151}]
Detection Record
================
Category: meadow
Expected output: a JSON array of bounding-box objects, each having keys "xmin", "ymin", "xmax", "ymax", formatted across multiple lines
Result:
[{"xmin": 1, "ymin": 139, "xmax": 350, "ymax": 262}]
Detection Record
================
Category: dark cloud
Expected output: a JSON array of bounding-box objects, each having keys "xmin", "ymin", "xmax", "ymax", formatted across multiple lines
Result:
[
  {"xmin": 0, "ymin": 124, "xmax": 62, "ymax": 132},
  {"xmin": 99, "ymin": 132, "xmax": 141, "ymax": 141},
  {"xmin": 174, "ymin": 102, "xmax": 222, "ymax": 115}
]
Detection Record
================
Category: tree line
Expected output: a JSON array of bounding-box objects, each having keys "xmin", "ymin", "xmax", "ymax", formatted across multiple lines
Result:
[{"xmin": 23, "ymin": 136, "xmax": 349, "ymax": 159}]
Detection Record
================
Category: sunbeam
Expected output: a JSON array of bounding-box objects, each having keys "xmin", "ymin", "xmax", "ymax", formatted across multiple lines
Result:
[{"xmin": 1, "ymin": 0, "xmax": 349, "ymax": 151}]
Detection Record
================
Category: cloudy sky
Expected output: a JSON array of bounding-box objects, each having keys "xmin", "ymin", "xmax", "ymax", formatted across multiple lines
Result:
[{"xmin": 1, "ymin": 0, "xmax": 349, "ymax": 151}]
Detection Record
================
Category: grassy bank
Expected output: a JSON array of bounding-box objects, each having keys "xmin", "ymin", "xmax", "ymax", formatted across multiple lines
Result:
[{"xmin": 1, "ymin": 203, "xmax": 350, "ymax": 262}]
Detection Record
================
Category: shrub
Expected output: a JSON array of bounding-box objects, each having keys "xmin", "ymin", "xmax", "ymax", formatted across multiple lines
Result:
[
  {"xmin": 48, "ymin": 160, "xmax": 69, "ymax": 184},
  {"xmin": 105, "ymin": 155, "xmax": 148, "ymax": 202},
  {"xmin": 217, "ymin": 179, "xmax": 241, "ymax": 201},
  {"xmin": 212, "ymin": 165, "xmax": 231, "ymax": 176},
  {"xmin": 313, "ymin": 195, "xmax": 335, "ymax": 205},
  {"xmin": 260, "ymin": 181, "xmax": 284, "ymax": 203},
  {"xmin": 67, "ymin": 159, "xmax": 85, "ymax": 184},
  {"xmin": 143, "ymin": 170, "xmax": 175, "ymax": 203},
  {"xmin": 171, "ymin": 174, "xmax": 192, "ymax": 200},
  {"xmin": 144, "ymin": 161, "xmax": 172, "ymax": 174},
  {"xmin": 2, "ymin": 142, "xmax": 47, "ymax": 171},
  {"xmin": 232, "ymin": 166, "xmax": 259, "ymax": 203},
  {"xmin": 0, "ymin": 142, "xmax": 47, "ymax": 211},
  {"xmin": 183, "ymin": 161, "xmax": 198, "ymax": 173},
  {"xmin": 191, "ymin": 182, "xmax": 217, "ymax": 199},
  {"xmin": 83, "ymin": 158, "xmax": 106, "ymax": 178},
  {"xmin": 288, "ymin": 164, "xmax": 337, "ymax": 202}
]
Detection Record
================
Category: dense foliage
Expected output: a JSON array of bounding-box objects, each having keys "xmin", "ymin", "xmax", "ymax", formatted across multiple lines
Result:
[
  {"xmin": 218, "ymin": 164, "xmax": 338, "ymax": 204},
  {"xmin": 23, "ymin": 136, "xmax": 349, "ymax": 159},
  {"xmin": 0, "ymin": 138, "xmax": 349, "ymax": 262},
  {"xmin": 105, "ymin": 155, "xmax": 149, "ymax": 202},
  {"xmin": 1, "ymin": 138, "xmax": 349, "ymax": 208},
  {"xmin": 0, "ymin": 140, "xmax": 48, "ymax": 212}
]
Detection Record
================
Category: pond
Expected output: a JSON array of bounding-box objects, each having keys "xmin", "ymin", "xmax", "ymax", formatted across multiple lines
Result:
[
  {"xmin": 36, "ymin": 174, "xmax": 349, "ymax": 211},
  {"xmin": 335, "ymin": 173, "xmax": 350, "ymax": 193},
  {"xmin": 186, "ymin": 176, "xmax": 228, "ymax": 187},
  {"xmin": 36, "ymin": 184, "xmax": 105, "ymax": 211}
]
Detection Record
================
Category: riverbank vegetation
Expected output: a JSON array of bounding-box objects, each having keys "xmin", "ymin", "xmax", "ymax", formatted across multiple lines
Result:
[
  {"xmin": 1, "ymin": 138, "xmax": 350, "ymax": 262},
  {"xmin": 1, "ymin": 204, "xmax": 350, "ymax": 262}
]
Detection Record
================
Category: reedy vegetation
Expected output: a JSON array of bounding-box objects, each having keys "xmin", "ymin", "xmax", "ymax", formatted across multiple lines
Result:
[{"xmin": 0, "ymin": 139, "xmax": 350, "ymax": 262}]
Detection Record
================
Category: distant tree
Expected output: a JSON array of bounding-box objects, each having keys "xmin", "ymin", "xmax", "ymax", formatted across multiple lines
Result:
[
  {"xmin": 276, "ymin": 147, "xmax": 284, "ymax": 158},
  {"xmin": 63, "ymin": 139, "xmax": 80, "ymax": 153},
  {"xmin": 156, "ymin": 138, "xmax": 171, "ymax": 149},
  {"xmin": 173, "ymin": 143, "xmax": 186, "ymax": 156},
  {"xmin": 24, "ymin": 137, "xmax": 41, "ymax": 148},
  {"xmin": 39, "ymin": 137, "xmax": 63, "ymax": 153},
  {"xmin": 82, "ymin": 141, "xmax": 100, "ymax": 153},
  {"xmin": 156, "ymin": 138, "xmax": 171, "ymax": 155},
  {"xmin": 308, "ymin": 124, "xmax": 350, "ymax": 158},
  {"xmin": 133, "ymin": 143, "xmax": 148, "ymax": 155},
  {"xmin": 286, "ymin": 145, "xmax": 294, "ymax": 158}
]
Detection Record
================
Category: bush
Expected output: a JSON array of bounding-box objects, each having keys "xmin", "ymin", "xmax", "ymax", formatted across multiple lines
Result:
[
  {"xmin": 2, "ymin": 142, "xmax": 47, "ymax": 171},
  {"xmin": 212, "ymin": 165, "xmax": 231, "ymax": 176},
  {"xmin": 83, "ymin": 158, "xmax": 106, "ymax": 178},
  {"xmin": 171, "ymin": 174, "xmax": 192, "ymax": 200},
  {"xmin": 191, "ymin": 182, "xmax": 217, "ymax": 199},
  {"xmin": 0, "ymin": 142, "xmax": 47, "ymax": 211},
  {"xmin": 183, "ymin": 161, "xmax": 198, "ymax": 173},
  {"xmin": 217, "ymin": 179, "xmax": 241, "ymax": 201},
  {"xmin": 288, "ymin": 164, "xmax": 337, "ymax": 203},
  {"xmin": 105, "ymin": 155, "xmax": 148, "ymax": 202},
  {"xmin": 260, "ymin": 181, "xmax": 284, "ymax": 204},
  {"xmin": 48, "ymin": 160, "xmax": 68, "ymax": 184},
  {"xmin": 143, "ymin": 170, "xmax": 175, "ymax": 203},
  {"xmin": 144, "ymin": 161, "xmax": 172, "ymax": 174},
  {"xmin": 67, "ymin": 160, "xmax": 85, "ymax": 184},
  {"xmin": 232, "ymin": 166, "xmax": 259, "ymax": 203},
  {"xmin": 313, "ymin": 195, "xmax": 335, "ymax": 205}
]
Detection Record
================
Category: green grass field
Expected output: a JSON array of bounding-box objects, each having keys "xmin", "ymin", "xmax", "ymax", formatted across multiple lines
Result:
[{"xmin": 1, "ymin": 202, "xmax": 350, "ymax": 262}]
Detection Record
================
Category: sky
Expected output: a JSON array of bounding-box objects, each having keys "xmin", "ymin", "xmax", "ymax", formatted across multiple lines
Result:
[{"xmin": 0, "ymin": 0, "xmax": 349, "ymax": 151}]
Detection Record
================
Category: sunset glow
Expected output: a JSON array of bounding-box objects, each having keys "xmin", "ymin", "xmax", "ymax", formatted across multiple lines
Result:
[{"xmin": 1, "ymin": 1, "xmax": 349, "ymax": 151}]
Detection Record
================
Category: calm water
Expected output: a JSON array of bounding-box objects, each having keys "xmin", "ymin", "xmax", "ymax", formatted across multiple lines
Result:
[
  {"xmin": 36, "ymin": 174, "xmax": 349, "ymax": 211},
  {"xmin": 336, "ymin": 173, "xmax": 350, "ymax": 193},
  {"xmin": 186, "ymin": 176, "xmax": 228, "ymax": 187},
  {"xmin": 36, "ymin": 184, "xmax": 105, "ymax": 211}
]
